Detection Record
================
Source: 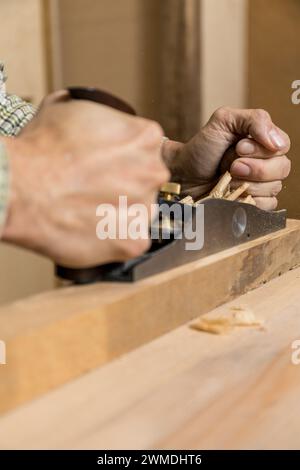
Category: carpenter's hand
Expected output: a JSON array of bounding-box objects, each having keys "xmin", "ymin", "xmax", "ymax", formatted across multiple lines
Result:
[
  {"xmin": 1, "ymin": 91, "xmax": 169, "ymax": 267},
  {"xmin": 163, "ymin": 107, "xmax": 291, "ymax": 210}
]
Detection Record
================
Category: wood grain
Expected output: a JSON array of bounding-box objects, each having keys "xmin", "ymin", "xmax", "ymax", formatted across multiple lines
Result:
[
  {"xmin": 0, "ymin": 266, "xmax": 300, "ymax": 449},
  {"xmin": 0, "ymin": 220, "xmax": 299, "ymax": 415}
]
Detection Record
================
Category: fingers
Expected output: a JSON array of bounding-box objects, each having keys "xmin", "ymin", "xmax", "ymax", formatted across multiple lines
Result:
[
  {"xmin": 252, "ymin": 197, "xmax": 278, "ymax": 211},
  {"xmin": 222, "ymin": 144, "xmax": 290, "ymax": 210},
  {"xmin": 210, "ymin": 107, "xmax": 290, "ymax": 153},
  {"xmin": 236, "ymin": 137, "xmax": 290, "ymax": 158},
  {"xmin": 230, "ymin": 155, "xmax": 291, "ymax": 182}
]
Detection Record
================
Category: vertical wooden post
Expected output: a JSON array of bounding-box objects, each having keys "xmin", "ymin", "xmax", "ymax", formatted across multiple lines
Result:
[
  {"xmin": 200, "ymin": 0, "xmax": 248, "ymax": 124},
  {"xmin": 160, "ymin": 0, "xmax": 201, "ymax": 141}
]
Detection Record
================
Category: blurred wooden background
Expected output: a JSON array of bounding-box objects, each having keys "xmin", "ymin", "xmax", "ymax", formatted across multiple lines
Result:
[
  {"xmin": 0, "ymin": 0, "xmax": 53, "ymax": 304},
  {"xmin": 249, "ymin": 0, "xmax": 300, "ymax": 224},
  {"xmin": 0, "ymin": 0, "xmax": 299, "ymax": 303}
]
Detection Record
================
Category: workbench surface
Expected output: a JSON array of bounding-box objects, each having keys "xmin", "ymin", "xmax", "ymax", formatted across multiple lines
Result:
[{"xmin": 0, "ymin": 266, "xmax": 300, "ymax": 449}]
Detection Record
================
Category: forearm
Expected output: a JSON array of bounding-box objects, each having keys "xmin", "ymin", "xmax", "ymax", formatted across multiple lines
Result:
[
  {"xmin": 0, "ymin": 136, "xmax": 40, "ymax": 249},
  {"xmin": 161, "ymin": 139, "xmax": 184, "ymax": 181},
  {"xmin": 0, "ymin": 137, "xmax": 10, "ymax": 234},
  {"xmin": 0, "ymin": 62, "xmax": 37, "ymax": 239}
]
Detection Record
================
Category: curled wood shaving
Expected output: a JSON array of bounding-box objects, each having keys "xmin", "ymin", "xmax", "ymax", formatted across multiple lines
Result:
[
  {"xmin": 190, "ymin": 305, "xmax": 265, "ymax": 335},
  {"xmin": 180, "ymin": 172, "xmax": 255, "ymax": 207},
  {"xmin": 209, "ymin": 171, "xmax": 232, "ymax": 199},
  {"xmin": 225, "ymin": 182, "xmax": 250, "ymax": 201}
]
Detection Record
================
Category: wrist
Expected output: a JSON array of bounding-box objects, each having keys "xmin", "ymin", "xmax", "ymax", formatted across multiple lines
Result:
[
  {"xmin": 161, "ymin": 138, "xmax": 184, "ymax": 176},
  {"xmin": 0, "ymin": 137, "xmax": 10, "ymax": 237},
  {"xmin": 1, "ymin": 136, "xmax": 44, "ymax": 252}
]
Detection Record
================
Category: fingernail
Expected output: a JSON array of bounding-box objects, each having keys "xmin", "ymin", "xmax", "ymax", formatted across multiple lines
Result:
[
  {"xmin": 269, "ymin": 128, "xmax": 285, "ymax": 149},
  {"xmin": 231, "ymin": 161, "xmax": 251, "ymax": 177},
  {"xmin": 238, "ymin": 141, "xmax": 256, "ymax": 155}
]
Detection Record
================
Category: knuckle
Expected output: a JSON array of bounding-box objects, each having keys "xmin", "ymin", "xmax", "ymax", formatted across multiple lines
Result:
[
  {"xmin": 281, "ymin": 156, "xmax": 291, "ymax": 179},
  {"xmin": 141, "ymin": 120, "xmax": 164, "ymax": 145},
  {"xmin": 212, "ymin": 106, "xmax": 232, "ymax": 122},
  {"xmin": 254, "ymin": 108, "xmax": 271, "ymax": 122},
  {"xmin": 271, "ymin": 181, "xmax": 282, "ymax": 196},
  {"xmin": 149, "ymin": 120, "xmax": 164, "ymax": 138}
]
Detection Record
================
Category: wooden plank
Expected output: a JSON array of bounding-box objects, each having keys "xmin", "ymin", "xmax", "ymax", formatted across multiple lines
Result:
[
  {"xmin": 0, "ymin": 266, "xmax": 300, "ymax": 449},
  {"xmin": 0, "ymin": 220, "xmax": 299, "ymax": 415}
]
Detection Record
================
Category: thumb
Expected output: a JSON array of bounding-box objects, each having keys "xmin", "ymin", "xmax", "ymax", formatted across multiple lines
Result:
[{"xmin": 207, "ymin": 107, "xmax": 290, "ymax": 153}]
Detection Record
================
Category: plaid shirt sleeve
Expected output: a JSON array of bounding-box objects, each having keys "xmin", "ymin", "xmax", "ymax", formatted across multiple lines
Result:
[
  {"xmin": 0, "ymin": 141, "xmax": 9, "ymax": 232},
  {"xmin": 0, "ymin": 62, "xmax": 36, "ymax": 234},
  {"xmin": 0, "ymin": 62, "xmax": 36, "ymax": 136}
]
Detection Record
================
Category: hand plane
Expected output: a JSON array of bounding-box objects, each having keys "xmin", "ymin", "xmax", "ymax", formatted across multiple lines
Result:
[{"xmin": 56, "ymin": 87, "xmax": 286, "ymax": 284}]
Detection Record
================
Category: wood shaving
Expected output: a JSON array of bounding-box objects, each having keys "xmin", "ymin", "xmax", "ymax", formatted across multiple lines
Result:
[
  {"xmin": 190, "ymin": 305, "xmax": 265, "ymax": 335},
  {"xmin": 179, "ymin": 172, "xmax": 255, "ymax": 208},
  {"xmin": 225, "ymin": 182, "xmax": 250, "ymax": 201},
  {"xmin": 209, "ymin": 171, "xmax": 232, "ymax": 198}
]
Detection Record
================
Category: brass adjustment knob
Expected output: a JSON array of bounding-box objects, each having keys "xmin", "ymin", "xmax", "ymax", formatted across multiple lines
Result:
[{"xmin": 160, "ymin": 182, "xmax": 181, "ymax": 201}]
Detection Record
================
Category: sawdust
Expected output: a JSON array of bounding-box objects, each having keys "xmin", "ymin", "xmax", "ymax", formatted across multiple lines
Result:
[{"xmin": 190, "ymin": 305, "xmax": 265, "ymax": 335}]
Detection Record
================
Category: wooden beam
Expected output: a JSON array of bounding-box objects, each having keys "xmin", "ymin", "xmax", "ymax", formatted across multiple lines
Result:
[
  {"xmin": 0, "ymin": 266, "xmax": 300, "ymax": 449},
  {"xmin": 200, "ymin": 0, "xmax": 248, "ymax": 124},
  {"xmin": 0, "ymin": 220, "xmax": 299, "ymax": 415},
  {"xmin": 160, "ymin": 0, "xmax": 200, "ymax": 140}
]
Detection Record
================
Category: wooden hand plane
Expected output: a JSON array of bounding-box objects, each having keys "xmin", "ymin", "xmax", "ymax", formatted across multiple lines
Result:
[{"xmin": 56, "ymin": 87, "xmax": 286, "ymax": 284}]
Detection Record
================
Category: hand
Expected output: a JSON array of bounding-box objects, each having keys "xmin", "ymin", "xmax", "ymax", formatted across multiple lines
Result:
[
  {"xmin": 1, "ymin": 91, "xmax": 169, "ymax": 267},
  {"xmin": 163, "ymin": 107, "xmax": 291, "ymax": 210}
]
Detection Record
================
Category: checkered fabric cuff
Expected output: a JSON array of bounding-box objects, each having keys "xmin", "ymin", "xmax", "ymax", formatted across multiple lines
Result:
[
  {"xmin": 0, "ymin": 62, "xmax": 36, "ymax": 136},
  {"xmin": 0, "ymin": 62, "xmax": 36, "ymax": 234},
  {"xmin": 0, "ymin": 140, "xmax": 10, "ymax": 235},
  {"xmin": 0, "ymin": 94, "xmax": 36, "ymax": 136}
]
